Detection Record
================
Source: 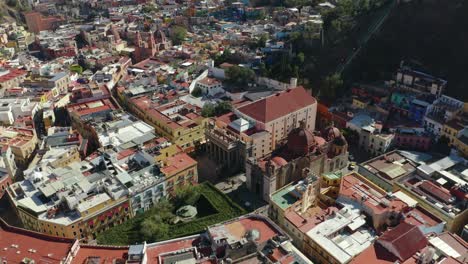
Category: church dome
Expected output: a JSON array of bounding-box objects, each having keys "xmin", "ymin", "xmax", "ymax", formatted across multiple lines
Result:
[
  {"xmin": 287, "ymin": 126, "xmax": 316, "ymax": 157},
  {"xmin": 271, "ymin": 156, "xmax": 288, "ymax": 167},
  {"xmin": 322, "ymin": 124, "xmax": 343, "ymax": 142}
]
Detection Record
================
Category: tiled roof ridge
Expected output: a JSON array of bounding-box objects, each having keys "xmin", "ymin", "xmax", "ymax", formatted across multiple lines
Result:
[{"xmin": 390, "ymin": 223, "xmax": 418, "ymax": 242}]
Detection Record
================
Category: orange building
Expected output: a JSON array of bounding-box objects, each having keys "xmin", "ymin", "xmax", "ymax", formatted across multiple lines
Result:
[
  {"xmin": 161, "ymin": 152, "xmax": 198, "ymax": 194},
  {"xmin": 24, "ymin": 11, "xmax": 64, "ymax": 34}
]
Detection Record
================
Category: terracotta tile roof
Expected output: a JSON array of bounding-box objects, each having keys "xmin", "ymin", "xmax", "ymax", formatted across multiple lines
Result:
[
  {"xmin": 155, "ymin": 137, "xmax": 169, "ymax": 144},
  {"xmin": 160, "ymin": 152, "xmax": 196, "ymax": 175},
  {"xmin": 146, "ymin": 236, "xmax": 202, "ymax": 264},
  {"xmin": 72, "ymin": 245, "xmax": 129, "ymax": 264},
  {"xmin": 209, "ymin": 216, "xmax": 280, "ymax": 245},
  {"xmin": 0, "ymin": 219, "xmax": 75, "ymax": 263},
  {"xmin": 403, "ymin": 206, "xmax": 442, "ymax": 228},
  {"xmin": 219, "ymin": 62, "xmax": 234, "ymax": 69},
  {"xmin": 419, "ymin": 181, "xmax": 452, "ymax": 203},
  {"xmin": 434, "ymin": 232, "xmax": 468, "ymax": 262},
  {"xmin": 339, "ymin": 173, "xmax": 407, "ymax": 215},
  {"xmin": 350, "ymin": 242, "xmax": 399, "ymax": 264},
  {"xmin": 67, "ymin": 99, "xmax": 117, "ymax": 117},
  {"xmin": 216, "ymin": 112, "xmax": 237, "ymax": 125},
  {"xmin": 284, "ymin": 206, "xmax": 340, "ymax": 233},
  {"xmin": 0, "ymin": 69, "xmax": 27, "ymax": 83},
  {"xmin": 198, "ymin": 77, "xmax": 220, "ymax": 86},
  {"xmin": 237, "ymin": 87, "xmax": 316, "ymax": 123},
  {"xmin": 116, "ymin": 149, "xmax": 137, "ymax": 160},
  {"xmin": 267, "ymin": 248, "xmax": 289, "ymax": 263},
  {"xmin": 376, "ymin": 223, "xmax": 428, "ymax": 261}
]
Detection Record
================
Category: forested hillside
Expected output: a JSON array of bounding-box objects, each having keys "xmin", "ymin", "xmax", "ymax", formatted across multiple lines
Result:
[{"xmin": 349, "ymin": 0, "xmax": 468, "ymax": 100}]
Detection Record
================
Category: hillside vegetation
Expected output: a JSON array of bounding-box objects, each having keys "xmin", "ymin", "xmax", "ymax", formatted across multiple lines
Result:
[
  {"xmin": 349, "ymin": 0, "xmax": 468, "ymax": 100},
  {"xmin": 0, "ymin": 0, "xmax": 31, "ymax": 23}
]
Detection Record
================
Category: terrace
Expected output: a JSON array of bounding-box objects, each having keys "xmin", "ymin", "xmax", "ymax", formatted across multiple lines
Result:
[{"xmin": 400, "ymin": 174, "xmax": 466, "ymax": 217}]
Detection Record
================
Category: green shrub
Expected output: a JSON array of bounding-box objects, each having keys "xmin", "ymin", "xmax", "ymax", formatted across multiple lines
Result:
[{"xmin": 97, "ymin": 182, "xmax": 246, "ymax": 245}]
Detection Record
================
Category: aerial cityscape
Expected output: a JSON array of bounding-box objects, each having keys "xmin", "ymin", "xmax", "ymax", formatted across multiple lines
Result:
[{"xmin": 0, "ymin": 0, "xmax": 466, "ymax": 263}]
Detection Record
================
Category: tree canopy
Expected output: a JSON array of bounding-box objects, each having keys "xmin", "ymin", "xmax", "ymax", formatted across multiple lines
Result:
[
  {"xmin": 140, "ymin": 199, "xmax": 174, "ymax": 241},
  {"xmin": 201, "ymin": 101, "xmax": 232, "ymax": 117},
  {"xmin": 140, "ymin": 215, "xmax": 169, "ymax": 241},
  {"xmin": 225, "ymin": 66, "xmax": 255, "ymax": 85},
  {"xmin": 170, "ymin": 25, "xmax": 187, "ymax": 45},
  {"xmin": 347, "ymin": 0, "xmax": 468, "ymax": 101},
  {"xmin": 142, "ymin": 3, "xmax": 158, "ymax": 13},
  {"xmin": 191, "ymin": 87, "xmax": 203, "ymax": 97},
  {"xmin": 173, "ymin": 185, "xmax": 201, "ymax": 208},
  {"xmin": 213, "ymin": 48, "xmax": 243, "ymax": 66},
  {"xmin": 320, "ymin": 73, "xmax": 343, "ymax": 99}
]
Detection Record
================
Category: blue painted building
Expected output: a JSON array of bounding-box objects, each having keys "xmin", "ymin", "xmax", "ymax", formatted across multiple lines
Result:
[{"xmin": 409, "ymin": 99, "xmax": 430, "ymax": 124}]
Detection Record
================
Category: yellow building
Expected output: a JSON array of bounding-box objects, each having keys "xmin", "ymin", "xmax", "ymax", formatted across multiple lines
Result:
[
  {"xmin": 395, "ymin": 181, "xmax": 468, "ymax": 234},
  {"xmin": 352, "ymin": 97, "xmax": 369, "ymax": 109},
  {"xmin": 454, "ymin": 133, "xmax": 468, "ymax": 158},
  {"xmin": 129, "ymin": 97, "xmax": 208, "ymax": 152},
  {"xmin": 442, "ymin": 119, "xmax": 465, "ymax": 146},
  {"xmin": 11, "ymin": 193, "xmax": 131, "ymax": 239},
  {"xmin": 161, "ymin": 152, "xmax": 198, "ymax": 194},
  {"xmin": 7, "ymin": 143, "xmax": 198, "ymax": 240},
  {"xmin": 269, "ymin": 175, "xmax": 320, "ymax": 251},
  {"xmin": 155, "ymin": 141, "xmax": 183, "ymax": 163},
  {"xmin": 321, "ymin": 171, "xmax": 343, "ymax": 187},
  {"xmin": 320, "ymin": 171, "xmax": 343, "ymax": 201},
  {"xmin": 0, "ymin": 127, "xmax": 38, "ymax": 167},
  {"xmin": 6, "ymin": 157, "xmax": 133, "ymax": 240}
]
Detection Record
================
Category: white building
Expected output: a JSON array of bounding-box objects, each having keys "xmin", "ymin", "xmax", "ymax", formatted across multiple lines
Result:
[
  {"xmin": 347, "ymin": 113, "xmax": 394, "ymax": 156},
  {"xmin": 0, "ymin": 146, "xmax": 17, "ymax": 179},
  {"xmin": 424, "ymin": 95, "xmax": 464, "ymax": 138},
  {"xmin": 96, "ymin": 114, "xmax": 157, "ymax": 151},
  {"xmin": 395, "ymin": 67, "xmax": 446, "ymax": 97},
  {"xmin": 0, "ymin": 98, "xmax": 40, "ymax": 125},
  {"xmin": 306, "ymin": 205, "xmax": 376, "ymax": 264},
  {"xmin": 195, "ymin": 77, "xmax": 224, "ymax": 96}
]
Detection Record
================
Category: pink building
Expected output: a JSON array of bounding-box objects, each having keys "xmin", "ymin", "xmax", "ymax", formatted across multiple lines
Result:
[
  {"xmin": 133, "ymin": 31, "xmax": 158, "ymax": 63},
  {"xmin": 236, "ymin": 86, "xmax": 317, "ymax": 150},
  {"xmin": 394, "ymin": 128, "xmax": 431, "ymax": 151}
]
